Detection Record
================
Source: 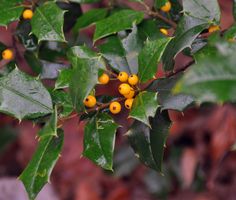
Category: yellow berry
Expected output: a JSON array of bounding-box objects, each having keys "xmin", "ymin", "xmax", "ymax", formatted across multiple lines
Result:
[
  {"xmin": 208, "ymin": 25, "xmax": 220, "ymax": 33},
  {"xmin": 83, "ymin": 95, "xmax": 96, "ymax": 108},
  {"xmin": 124, "ymin": 88, "xmax": 135, "ymax": 99},
  {"xmin": 109, "ymin": 101, "xmax": 121, "ymax": 114},
  {"xmin": 2, "ymin": 49, "xmax": 14, "ymax": 60},
  {"xmin": 98, "ymin": 73, "xmax": 110, "ymax": 84},
  {"xmin": 23, "ymin": 9, "xmax": 34, "ymax": 20},
  {"xmin": 125, "ymin": 98, "xmax": 134, "ymax": 110},
  {"xmin": 118, "ymin": 71, "xmax": 129, "ymax": 82},
  {"xmin": 118, "ymin": 83, "xmax": 131, "ymax": 95},
  {"xmin": 160, "ymin": 1, "xmax": 171, "ymax": 12},
  {"xmin": 128, "ymin": 74, "xmax": 139, "ymax": 86},
  {"xmin": 160, "ymin": 28, "xmax": 168, "ymax": 36}
]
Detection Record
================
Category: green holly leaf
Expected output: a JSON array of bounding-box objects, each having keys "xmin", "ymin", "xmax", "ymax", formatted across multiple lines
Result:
[
  {"xmin": 83, "ymin": 113, "xmax": 118, "ymax": 170},
  {"xmin": 24, "ymin": 51, "xmax": 42, "ymax": 75},
  {"xmin": 0, "ymin": 0, "xmax": 24, "ymax": 26},
  {"xmin": 147, "ymin": 74, "xmax": 194, "ymax": 111},
  {"xmin": 38, "ymin": 108, "xmax": 57, "ymax": 138},
  {"xmin": 0, "ymin": 68, "xmax": 53, "ymax": 120},
  {"xmin": 94, "ymin": 9, "xmax": 144, "ymax": 42},
  {"xmin": 31, "ymin": 2, "xmax": 66, "ymax": 42},
  {"xmin": 129, "ymin": 91, "xmax": 159, "ymax": 127},
  {"xmin": 127, "ymin": 110, "xmax": 171, "ymax": 172},
  {"xmin": 68, "ymin": 46, "xmax": 106, "ymax": 112},
  {"xmin": 173, "ymin": 52, "xmax": 236, "ymax": 103},
  {"xmin": 20, "ymin": 129, "xmax": 64, "ymax": 200},
  {"xmin": 73, "ymin": 8, "xmax": 108, "ymax": 32},
  {"xmin": 138, "ymin": 37, "xmax": 172, "ymax": 83},
  {"xmin": 55, "ymin": 68, "xmax": 73, "ymax": 90}
]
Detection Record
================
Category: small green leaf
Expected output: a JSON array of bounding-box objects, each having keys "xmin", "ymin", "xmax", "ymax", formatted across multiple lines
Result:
[
  {"xmin": 73, "ymin": 8, "xmax": 108, "ymax": 32},
  {"xmin": 154, "ymin": 0, "xmax": 168, "ymax": 8},
  {"xmin": 94, "ymin": 9, "xmax": 144, "ymax": 41},
  {"xmin": 20, "ymin": 129, "xmax": 64, "ymax": 200},
  {"xmin": 138, "ymin": 37, "xmax": 172, "ymax": 82},
  {"xmin": 129, "ymin": 91, "xmax": 159, "ymax": 126},
  {"xmin": 38, "ymin": 108, "xmax": 57, "ymax": 138},
  {"xmin": 31, "ymin": 2, "xmax": 66, "ymax": 42},
  {"xmin": 83, "ymin": 113, "xmax": 118, "ymax": 170},
  {"xmin": 55, "ymin": 68, "xmax": 72, "ymax": 90},
  {"xmin": 0, "ymin": 0, "xmax": 24, "ymax": 26},
  {"xmin": 68, "ymin": 46, "xmax": 105, "ymax": 112},
  {"xmin": 0, "ymin": 68, "xmax": 53, "ymax": 120}
]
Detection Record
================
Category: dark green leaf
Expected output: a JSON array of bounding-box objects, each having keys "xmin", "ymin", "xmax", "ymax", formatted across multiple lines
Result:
[
  {"xmin": 73, "ymin": 8, "xmax": 108, "ymax": 32},
  {"xmin": 20, "ymin": 130, "xmax": 64, "ymax": 200},
  {"xmin": 129, "ymin": 91, "xmax": 159, "ymax": 126},
  {"xmin": 38, "ymin": 108, "xmax": 57, "ymax": 138},
  {"xmin": 138, "ymin": 37, "xmax": 172, "ymax": 82},
  {"xmin": 31, "ymin": 2, "xmax": 66, "ymax": 42},
  {"xmin": 0, "ymin": 0, "xmax": 24, "ymax": 26},
  {"xmin": 94, "ymin": 9, "xmax": 144, "ymax": 41},
  {"xmin": 83, "ymin": 113, "xmax": 118, "ymax": 170},
  {"xmin": 55, "ymin": 68, "xmax": 72, "ymax": 89},
  {"xmin": 24, "ymin": 51, "xmax": 42, "ymax": 75},
  {"xmin": 0, "ymin": 68, "xmax": 53, "ymax": 120}
]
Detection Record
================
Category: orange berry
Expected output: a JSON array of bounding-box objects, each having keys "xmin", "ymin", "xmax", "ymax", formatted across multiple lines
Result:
[
  {"xmin": 125, "ymin": 98, "xmax": 134, "ymax": 110},
  {"xmin": 160, "ymin": 28, "xmax": 168, "ymax": 36},
  {"xmin": 109, "ymin": 101, "xmax": 121, "ymax": 114},
  {"xmin": 160, "ymin": 1, "xmax": 171, "ymax": 12},
  {"xmin": 128, "ymin": 74, "xmax": 139, "ymax": 86},
  {"xmin": 83, "ymin": 95, "xmax": 96, "ymax": 108},
  {"xmin": 208, "ymin": 25, "xmax": 220, "ymax": 33},
  {"xmin": 2, "ymin": 49, "xmax": 14, "ymax": 60},
  {"xmin": 124, "ymin": 88, "xmax": 135, "ymax": 99},
  {"xmin": 98, "ymin": 73, "xmax": 110, "ymax": 84},
  {"xmin": 118, "ymin": 71, "xmax": 129, "ymax": 82},
  {"xmin": 118, "ymin": 83, "xmax": 131, "ymax": 95},
  {"xmin": 23, "ymin": 9, "xmax": 34, "ymax": 20}
]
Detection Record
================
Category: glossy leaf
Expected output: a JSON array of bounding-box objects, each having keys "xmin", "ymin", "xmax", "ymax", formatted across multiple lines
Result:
[
  {"xmin": 38, "ymin": 108, "xmax": 57, "ymax": 138},
  {"xmin": 174, "ymin": 53, "xmax": 236, "ymax": 103},
  {"xmin": 0, "ymin": 0, "xmax": 24, "ymax": 26},
  {"xmin": 55, "ymin": 68, "xmax": 72, "ymax": 90},
  {"xmin": 138, "ymin": 37, "xmax": 172, "ymax": 82},
  {"xmin": 83, "ymin": 113, "xmax": 118, "ymax": 170},
  {"xmin": 94, "ymin": 9, "xmax": 144, "ymax": 41},
  {"xmin": 0, "ymin": 68, "xmax": 53, "ymax": 120},
  {"xmin": 127, "ymin": 110, "xmax": 171, "ymax": 172},
  {"xmin": 24, "ymin": 51, "xmax": 42, "ymax": 75},
  {"xmin": 147, "ymin": 74, "xmax": 194, "ymax": 111},
  {"xmin": 129, "ymin": 91, "xmax": 159, "ymax": 126},
  {"xmin": 73, "ymin": 8, "xmax": 108, "ymax": 32},
  {"xmin": 68, "ymin": 46, "xmax": 105, "ymax": 112},
  {"xmin": 20, "ymin": 130, "xmax": 64, "ymax": 200},
  {"xmin": 31, "ymin": 2, "xmax": 66, "ymax": 42}
]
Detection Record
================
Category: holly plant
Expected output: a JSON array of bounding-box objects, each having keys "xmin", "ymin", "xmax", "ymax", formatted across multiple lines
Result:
[{"xmin": 0, "ymin": 0, "xmax": 236, "ymax": 199}]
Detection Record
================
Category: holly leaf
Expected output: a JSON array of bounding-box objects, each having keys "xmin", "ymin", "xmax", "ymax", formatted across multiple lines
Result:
[
  {"xmin": 138, "ymin": 37, "xmax": 172, "ymax": 82},
  {"xmin": 147, "ymin": 74, "xmax": 194, "ymax": 111},
  {"xmin": 68, "ymin": 46, "xmax": 105, "ymax": 112},
  {"xmin": 19, "ymin": 130, "xmax": 64, "ymax": 200},
  {"xmin": 129, "ymin": 91, "xmax": 159, "ymax": 127},
  {"xmin": 73, "ymin": 8, "xmax": 108, "ymax": 32},
  {"xmin": 0, "ymin": 68, "xmax": 53, "ymax": 120},
  {"xmin": 83, "ymin": 113, "xmax": 118, "ymax": 170},
  {"xmin": 94, "ymin": 9, "xmax": 144, "ymax": 42},
  {"xmin": 55, "ymin": 68, "xmax": 72, "ymax": 90},
  {"xmin": 31, "ymin": 2, "xmax": 66, "ymax": 42},
  {"xmin": 38, "ymin": 108, "xmax": 57, "ymax": 138},
  {"xmin": 0, "ymin": 0, "xmax": 24, "ymax": 26},
  {"xmin": 127, "ymin": 110, "xmax": 171, "ymax": 172},
  {"xmin": 173, "ymin": 52, "xmax": 236, "ymax": 103}
]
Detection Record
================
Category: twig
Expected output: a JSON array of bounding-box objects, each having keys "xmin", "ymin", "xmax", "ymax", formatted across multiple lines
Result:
[
  {"xmin": 165, "ymin": 60, "xmax": 195, "ymax": 77},
  {"xmin": 139, "ymin": 1, "xmax": 177, "ymax": 29}
]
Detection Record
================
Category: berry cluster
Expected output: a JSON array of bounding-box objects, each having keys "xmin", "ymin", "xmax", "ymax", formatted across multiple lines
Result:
[{"xmin": 83, "ymin": 72, "xmax": 139, "ymax": 115}]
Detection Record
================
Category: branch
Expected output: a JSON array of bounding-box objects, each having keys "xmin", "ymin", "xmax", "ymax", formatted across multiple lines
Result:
[
  {"xmin": 140, "ymin": 1, "xmax": 177, "ymax": 29},
  {"xmin": 165, "ymin": 60, "xmax": 195, "ymax": 77}
]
